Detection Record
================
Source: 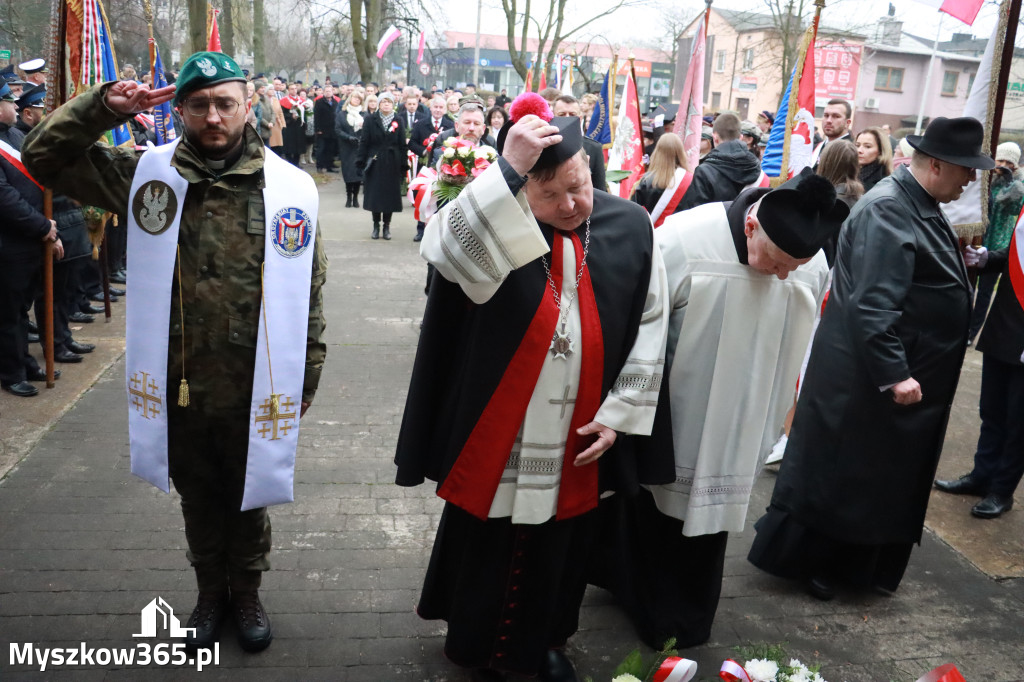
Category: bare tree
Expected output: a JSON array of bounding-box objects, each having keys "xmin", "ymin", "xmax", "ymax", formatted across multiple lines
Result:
[
  {"xmin": 220, "ymin": 0, "xmax": 235, "ymax": 57},
  {"xmin": 254, "ymin": 0, "xmax": 266, "ymax": 72},
  {"xmin": 188, "ymin": 0, "xmax": 206, "ymax": 53},
  {"xmin": 501, "ymin": 0, "xmax": 647, "ymax": 84}
]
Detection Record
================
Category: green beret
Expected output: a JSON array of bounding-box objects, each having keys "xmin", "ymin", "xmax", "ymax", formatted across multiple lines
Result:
[{"xmin": 174, "ymin": 51, "xmax": 246, "ymax": 103}]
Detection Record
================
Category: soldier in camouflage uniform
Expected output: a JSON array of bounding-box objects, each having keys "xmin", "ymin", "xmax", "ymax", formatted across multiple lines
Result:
[{"xmin": 22, "ymin": 52, "xmax": 327, "ymax": 654}]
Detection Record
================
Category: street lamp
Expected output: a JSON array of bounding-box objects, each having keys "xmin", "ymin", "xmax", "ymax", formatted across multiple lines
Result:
[{"xmin": 393, "ymin": 16, "xmax": 420, "ymax": 87}]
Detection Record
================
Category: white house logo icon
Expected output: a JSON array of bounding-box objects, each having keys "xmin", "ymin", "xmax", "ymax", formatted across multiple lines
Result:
[{"xmin": 133, "ymin": 597, "xmax": 196, "ymax": 638}]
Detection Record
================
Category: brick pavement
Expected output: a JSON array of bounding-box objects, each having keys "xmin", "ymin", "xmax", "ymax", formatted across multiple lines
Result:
[{"xmin": 1, "ymin": 178, "xmax": 1023, "ymax": 681}]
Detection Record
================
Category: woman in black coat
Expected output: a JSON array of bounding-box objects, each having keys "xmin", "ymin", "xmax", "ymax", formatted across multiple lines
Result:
[
  {"xmin": 356, "ymin": 92, "xmax": 407, "ymax": 240},
  {"xmin": 335, "ymin": 91, "xmax": 366, "ymax": 208}
]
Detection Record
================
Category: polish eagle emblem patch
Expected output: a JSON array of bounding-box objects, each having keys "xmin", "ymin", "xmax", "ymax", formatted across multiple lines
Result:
[
  {"xmin": 271, "ymin": 207, "xmax": 312, "ymax": 258},
  {"xmin": 131, "ymin": 180, "xmax": 178, "ymax": 235}
]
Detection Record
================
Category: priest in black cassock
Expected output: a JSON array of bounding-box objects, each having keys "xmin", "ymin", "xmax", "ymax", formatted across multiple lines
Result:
[{"xmin": 394, "ymin": 94, "xmax": 669, "ymax": 682}]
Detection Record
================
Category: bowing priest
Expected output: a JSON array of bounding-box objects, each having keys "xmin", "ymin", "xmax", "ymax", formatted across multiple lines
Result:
[
  {"xmin": 23, "ymin": 52, "xmax": 328, "ymax": 654},
  {"xmin": 395, "ymin": 92, "xmax": 670, "ymax": 682},
  {"xmin": 591, "ymin": 169, "xmax": 848, "ymax": 649}
]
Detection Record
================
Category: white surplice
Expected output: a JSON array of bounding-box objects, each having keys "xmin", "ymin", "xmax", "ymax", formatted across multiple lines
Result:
[
  {"xmin": 649, "ymin": 201, "xmax": 830, "ymax": 537},
  {"xmin": 421, "ymin": 162, "xmax": 669, "ymax": 524}
]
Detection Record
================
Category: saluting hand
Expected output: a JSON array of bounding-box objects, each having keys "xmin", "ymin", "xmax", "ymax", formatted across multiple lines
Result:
[
  {"xmin": 501, "ymin": 114, "xmax": 562, "ymax": 176},
  {"xmin": 104, "ymin": 80, "xmax": 176, "ymax": 116},
  {"xmin": 574, "ymin": 421, "xmax": 617, "ymax": 467}
]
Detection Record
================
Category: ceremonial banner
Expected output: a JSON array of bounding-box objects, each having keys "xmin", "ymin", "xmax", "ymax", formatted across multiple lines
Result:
[
  {"xmin": 586, "ymin": 69, "xmax": 612, "ymax": 147},
  {"xmin": 150, "ymin": 41, "xmax": 176, "ymax": 145},
  {"xmin": 376, "ymin": 25, "xmax": 401, "ymax": 58},
  {"xmin": 763, "ymin": 19, "xmax": 817, "ymax": 180},
  {"xmin": 416, "ymin": 31, "xmax": 426, "ymax": 64},
  {"xmin": 207, "ymin": 7, "xmax": 221, "ymax": 51},
  {"xmin": 673, "ymin": 13, "xmax": 706, "ymax": 171},
  {"xmin": 538, "ymin": 64, "xmax": 547, "ymax": 92},
  {"xmin": 560, "ymin": 56, "xmax": 573, "ymax": 95},
  {"xmin": 607, "ymin": 66, "xmax": 644, "ymax": 198},
  {"xmin": 1009, "ymin": 209, "xmax": 1024, "ymax": 321}
]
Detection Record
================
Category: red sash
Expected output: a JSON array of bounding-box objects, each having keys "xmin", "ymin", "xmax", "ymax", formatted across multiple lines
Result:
[
  {"xmin": 438, "ymin": 232, "xmax": 605, "ymax": 520},
  {"xmin": 0, "ymin": 139, "xmax": 43, "ymax": 191},
  {"xmin": 653, "ymin": 172, "xmax": 693, "ymax": 228}
]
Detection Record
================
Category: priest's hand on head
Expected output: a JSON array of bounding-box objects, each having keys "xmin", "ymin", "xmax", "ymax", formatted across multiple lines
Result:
[
  {"xmin": 502, "ymin": 114, "xmax": 563, "ymax": 176},
  {"xmin": 104, "ymin": 80, "xmax": 176, "ymax": 116},
  {"xmin": 891, "ymin": 377, "xmax": 922, "ymax": 405},
  {"xmin": 574, "ymin": 421, "xmax": 616, "ymax": 467}
]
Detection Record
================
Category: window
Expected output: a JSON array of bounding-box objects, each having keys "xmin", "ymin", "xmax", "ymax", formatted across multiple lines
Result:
[
  {"xmin": 874, "ymin": 66, "xmax": 904, "ymax": 91},
  {"xmin": 742, "ymin": 48, "xmax": 754, "ymax": 71},
  {"xmin": 715, "ymin": 50, "xmax": 726, "ymax": 72},
  {"xmin": 711, "ymin": 92, "xmax": 721, "ymax": 109},
  {"xmin": 941, "ymin": 70, "xmax": 959, "ymax": 96}
]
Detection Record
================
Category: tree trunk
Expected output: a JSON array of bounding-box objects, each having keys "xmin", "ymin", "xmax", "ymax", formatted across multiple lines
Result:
[
  {"xmin": 188, "ymin": 0, "xmax": 207, "ymax": 53},
  {"xmin": 220, "ymin": 0, "xmax": 235, "ymax": 57},
  {"xmin": 350, "ymin": 0, "xmax": 384, "ymax": 83},
  {"xmin": 253, "ymin": 0, "xmax": 266, "ymax": 73}
]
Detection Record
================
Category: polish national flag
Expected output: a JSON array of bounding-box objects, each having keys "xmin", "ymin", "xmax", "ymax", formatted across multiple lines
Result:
[
  {"xmin": 913, "ymin": 0, "xmax": 985, "ymax": 25},
  {"xmin": 376, "ymin": 25, "xmax": 401, "ymax": 59}
]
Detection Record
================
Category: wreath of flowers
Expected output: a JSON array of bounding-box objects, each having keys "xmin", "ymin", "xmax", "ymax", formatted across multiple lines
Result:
[{"xmin": 433, "ymin": 137, "xmax": 498, "ymax": 203}]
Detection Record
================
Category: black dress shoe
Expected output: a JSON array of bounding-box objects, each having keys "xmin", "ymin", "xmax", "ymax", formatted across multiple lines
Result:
[
  {"xmin": 2, "ymin": 381, "xmax": 38, "ymax": 397},
  {"xmin": 109, "ymin": 272, "xmax": 127, "ymax": 284},
  {"xmin": 539, "ymin": 649, "xmax": 578, "ymax": 682},
  {"xmin": 27, "ymin": 332, "xmax": 39, "ymax": 343},
  {"xmin": 66, "ymin": 340, "xmax": 95, "ymax": 354},
  {"xmin": 27, "ymin": 368, "xmax": 60, "ymax": 381},
  {"xmin": 934, "ymin": 474, "xmax": 987, "ymax": 496},
  {"xmin": 89, "ymin": 293, "xmax": 119, "ymax": 303},
  {"xmin": 69, "ymin": 312, "xmax": 95, "ymax": 323},
  {"xmin": 805, "ymin": 574, "xmax": 836, "ymax": 601},
  {"xmin": 27, "ymin": 320, "xmax": 38, "ymax": 334},
  {"xmin": 972, "ymin": 493, "xmax": 1013, "ymax": 519},
  {"xmin": 80, "ymin": 304, "xmax": 105, "ymax": 314},
  {"xmin": 231, "ymin": 590, "xmax": 272, "ymax": 652},
  {"xmin": 54, "ymin": 348, "xmax": 84, "ymax": 363},
  {"xmin": 184, "ymin": 591, "xmax": 228, "ymax": 652}
]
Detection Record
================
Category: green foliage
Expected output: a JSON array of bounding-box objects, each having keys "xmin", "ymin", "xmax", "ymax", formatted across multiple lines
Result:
[
  {"xmin": 433, "ymin": 180, "xmax": 465, "ymax": 204},
  {"xmin": 606, "ymin": 169, "xmax": 633, "ymax": 183}
]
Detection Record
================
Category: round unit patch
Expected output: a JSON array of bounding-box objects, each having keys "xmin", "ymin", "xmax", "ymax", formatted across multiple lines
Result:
[
  {"xmin": 131, "ymin": 180, "xmax": 178, "ymax": 235},
  {"xmin": 271, "ymin": 207, "xmax": 312, "ymax": 258}
]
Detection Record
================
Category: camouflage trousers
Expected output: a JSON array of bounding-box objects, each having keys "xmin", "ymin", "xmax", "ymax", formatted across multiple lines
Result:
[{"xmin": 168, "ymin": 406, "xmax": 271, "ymax": 593}]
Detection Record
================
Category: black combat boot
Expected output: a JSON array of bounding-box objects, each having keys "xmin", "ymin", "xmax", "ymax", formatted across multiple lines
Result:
[
  {"xmin": 371, "ymin": 222, "xmax": 380, "ymax": 240},
  {"xmin": 184, "ymin": 591, "xmax": 228, "ymax": 652},
  {"xmin": 231, "ymin": 589, "xmax": 273, "ymax": 652}
]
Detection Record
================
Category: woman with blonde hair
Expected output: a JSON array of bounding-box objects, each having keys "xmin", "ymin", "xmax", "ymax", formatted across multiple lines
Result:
[
  {"xmin": 365, "ymin": 93, "xmax": 379, "ymax": 115},
  {"xmin": 855, "ymin": 126, "xmax": 893, "ymax": 193},
  {"xmin": 632, "ymin": 132, "xmax": 692, "ymax": 227}
]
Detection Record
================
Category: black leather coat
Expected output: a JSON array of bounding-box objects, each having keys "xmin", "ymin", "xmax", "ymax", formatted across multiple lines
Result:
[{"xmin": 768, "ymin": 165, "xmax": 971, "ymax": 545}]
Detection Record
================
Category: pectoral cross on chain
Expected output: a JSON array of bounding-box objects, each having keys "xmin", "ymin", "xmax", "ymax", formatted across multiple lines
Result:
[{"xmin": 549, "ymin": 385, "xmax": 576, "ymax": 419}]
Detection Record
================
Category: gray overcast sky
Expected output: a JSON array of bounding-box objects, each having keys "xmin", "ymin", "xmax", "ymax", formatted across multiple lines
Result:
[{"xmin": 441, "ymin": 0, "xmax": 1006, "ymax": 55}]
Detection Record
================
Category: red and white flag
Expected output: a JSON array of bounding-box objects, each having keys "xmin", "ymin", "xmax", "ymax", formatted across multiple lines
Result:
[
  {"xmin": 416, "ymin": 31, "xmax": 426, "ymax": 64},
  {"xmin": 376, "ymin": 24, "xmax": 401, "ymax": 58},
  {"xmin": 785, "ymin": 23, "xmax": 817, "ymax": 178},
  {"xmin": 207, "ymin": 9, "xmax": 222, "ymax": 52},
  {"xmin": 673, "ymin": 14, "xmax": 706, "ymax": 171},
  {"xmin": 913, "ymin": 0, "xmax": 985, "ymax": 25},
  {"xmin": 608, "ymin": 66, "xmax": 644, "ymax": 199},
  {"xmin": 1009, "ymin": 209, "xmax": 1024, "ymax": 323}
]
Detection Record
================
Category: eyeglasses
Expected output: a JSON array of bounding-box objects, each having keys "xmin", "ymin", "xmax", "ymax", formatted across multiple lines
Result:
[{"xmin": 182, "ymin": 98, "xmax": 242, "ymax": 118}]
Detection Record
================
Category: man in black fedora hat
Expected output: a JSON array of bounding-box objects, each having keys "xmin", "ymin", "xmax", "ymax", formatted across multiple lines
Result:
[{"xmin": 748, "ymin": 116, "xmax": 993, "ymax": 600}]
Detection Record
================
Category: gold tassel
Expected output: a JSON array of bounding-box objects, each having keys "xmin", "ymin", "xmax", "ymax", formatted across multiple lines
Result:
[
  {"xmin": 270, "ymin": 393, "xmax": 280, "ymax": 420},
  {"xmin": 178, "ymin": 378, "xmax": 190, "ymax": 407}
]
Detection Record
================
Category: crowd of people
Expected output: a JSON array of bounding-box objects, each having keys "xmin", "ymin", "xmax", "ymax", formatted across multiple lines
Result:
[{"xmin": 4, "ymin": 45, "xmax": 1023, "ymax": 682}]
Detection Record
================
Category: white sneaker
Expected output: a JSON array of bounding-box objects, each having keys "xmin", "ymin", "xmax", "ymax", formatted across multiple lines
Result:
[{"xmin": 765, "ymin": 434, "xmax": 787, "ymax": 465}]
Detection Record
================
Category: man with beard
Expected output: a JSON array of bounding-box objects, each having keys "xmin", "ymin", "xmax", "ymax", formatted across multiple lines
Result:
[
  {"xmin": 811, "ymin": 98, "xmax": 852, "ymax": 166},
  {"xmin": 23, "ymin": 51, "xmax": 328, "ymax": 654},
  {"xmin": 673, "ymin": 112, "xmax": 761, "ymax": 212},
  {"xmin": 748, "ymin": 117, "xmax": 991, "ymax": 599}
]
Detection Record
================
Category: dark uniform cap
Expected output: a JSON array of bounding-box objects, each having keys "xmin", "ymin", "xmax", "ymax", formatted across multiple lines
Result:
[
  {"xmin": 173, "ymin": 51, "xmax": 247, "ymax": 104},
  {"xmin": 496, "ymin": 93, "xmax": 584, "ymax": 173},
  {"xmin": 0, "ymin": 82, "xmax": 17, "ymax": 102},
  {"xmin": 757, "ymin": 167, "xmax": 850, "ymax": 259},
  {"xmin": 16, "ymin": 83, "xmax": 45, "ymax": 111}
]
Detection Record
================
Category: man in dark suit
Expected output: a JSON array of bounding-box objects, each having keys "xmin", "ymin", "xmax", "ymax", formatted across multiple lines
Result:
[
  {"xmin": 934, "ymin": 239, "xmax": 1024, "ymax": 518},
  {"xmin": 409, "ymin": 96, "xmax": 455, "ymax": 241},
  {"xmin": 552, "ymin": 95, "xmax": 606, "ymax": 192},
  {"xmin": 400, "ymin": 92, "xmax": 426, "ymax": 136}
]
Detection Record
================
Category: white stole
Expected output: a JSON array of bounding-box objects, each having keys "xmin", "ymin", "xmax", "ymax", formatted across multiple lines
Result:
[{"xmin": 125, "ymin": 141, "xmax": 319, "ymax": 511}]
